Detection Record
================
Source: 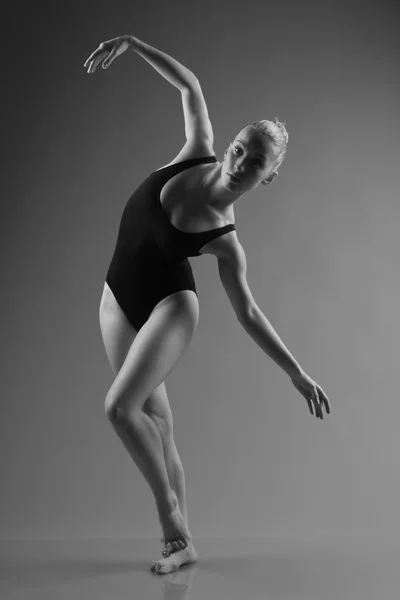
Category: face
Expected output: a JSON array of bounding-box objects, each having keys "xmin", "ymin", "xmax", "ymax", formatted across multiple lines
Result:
[{"xmin": 222, "ymin": 127, "xmax": 277, "ymax": 193}]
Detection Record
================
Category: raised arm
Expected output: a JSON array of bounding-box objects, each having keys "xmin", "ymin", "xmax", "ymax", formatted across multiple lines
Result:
[
  {"xmin": 85, "ymin": 34, "xmax": 198, "ymax": 88},
  {"xmin": 125, "ymin": 36, "xmax": 215, "ymax": 146},
  {"xmin": 84, "ymin": 35, "xmax": 214, "ymax": 146},
  {"xmin": 127, "ymin": 35, "xmax": 198, "ymax": 90}
]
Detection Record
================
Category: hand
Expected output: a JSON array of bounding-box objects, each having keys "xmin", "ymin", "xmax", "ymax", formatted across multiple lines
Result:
[
  {"xmin": 84, "ymin": 35, "xmax": 131, "ymax": 74},
  {"xmin": 290, "ymin": 370, "xmax": 331, "ymax": 419}
]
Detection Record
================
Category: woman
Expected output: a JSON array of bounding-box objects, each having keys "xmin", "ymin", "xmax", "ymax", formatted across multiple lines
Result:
[{"xmin": 85, "ymin": 35, "xmax": 331, "ymax": 574}]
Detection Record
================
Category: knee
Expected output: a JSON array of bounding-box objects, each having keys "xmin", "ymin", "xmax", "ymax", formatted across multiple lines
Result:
[
  {"xmin": 104, "ymin": 396, "xmax": 119, "ymax": 422},
  {"xmin": 104, "ymin": 393, "xmax": 129, "ymax": 423}
]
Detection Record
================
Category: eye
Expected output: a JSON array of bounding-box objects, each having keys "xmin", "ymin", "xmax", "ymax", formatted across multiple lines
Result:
[{"xmin": 235, "ymin": 147, "xmax": 263, "ymax": 168}]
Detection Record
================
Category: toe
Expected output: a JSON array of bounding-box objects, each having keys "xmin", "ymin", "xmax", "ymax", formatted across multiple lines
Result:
[
  {"xmin": 158, "ymin": 564, "xmax": 167, "ymax": 574},
  {"xmin": 162, "ymin": 544, "xmax": 170, "ymax": 557}
]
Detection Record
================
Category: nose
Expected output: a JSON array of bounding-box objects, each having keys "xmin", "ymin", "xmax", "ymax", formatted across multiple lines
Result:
[{"xmin": 233, "ymin": 161, "xmax": 244, "ymax": 175}]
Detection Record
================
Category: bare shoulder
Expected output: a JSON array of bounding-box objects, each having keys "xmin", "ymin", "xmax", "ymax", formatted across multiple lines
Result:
[
  {"xmin": 200, "ymin": 229, "xmax": 245, "ymax": 264},
  {"xmin": 156, "ymin": 138, "xmax": 216, "ymax": 171}
]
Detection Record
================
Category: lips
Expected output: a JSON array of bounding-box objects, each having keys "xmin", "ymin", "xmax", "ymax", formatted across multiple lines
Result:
[{"xmin": 228, "ymin": 173, "xmax": 240, "ymax": 183}]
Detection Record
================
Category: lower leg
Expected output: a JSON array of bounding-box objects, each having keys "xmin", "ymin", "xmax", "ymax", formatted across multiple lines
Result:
[
  {"xmin": 163, "ymin": 440, "xmax": 189, "ymax": 531},
  {"xmin": 108, "ymin": 409, "xmax": 177, "ymax": 518}
]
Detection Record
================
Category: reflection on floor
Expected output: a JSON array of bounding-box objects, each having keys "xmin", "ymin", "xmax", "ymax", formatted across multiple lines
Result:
[{"xmin": 2, "ymin": 535, "xmax": 400, "ymax": 599}]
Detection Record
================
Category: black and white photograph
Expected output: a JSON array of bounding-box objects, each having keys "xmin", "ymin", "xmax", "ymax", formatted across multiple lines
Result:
[{"xmin": 2, "ymin": 0, "xmax": 399, "ymax": 598}]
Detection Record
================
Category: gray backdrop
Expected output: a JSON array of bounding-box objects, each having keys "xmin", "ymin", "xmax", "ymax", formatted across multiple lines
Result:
[{"xmin": 3, "ymin": 0, "xmax": 399, "ymax": 541}]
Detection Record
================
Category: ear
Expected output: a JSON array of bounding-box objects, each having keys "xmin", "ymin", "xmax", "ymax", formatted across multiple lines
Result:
[{"xmin": 263, "ymin": 171, "xmax": 279, "ymax": 185}]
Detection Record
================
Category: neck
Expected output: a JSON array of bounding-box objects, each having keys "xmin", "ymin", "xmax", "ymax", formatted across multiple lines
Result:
[{"xmin": 200, "ymin": 162, "xmax": 245, "ymax": 212}]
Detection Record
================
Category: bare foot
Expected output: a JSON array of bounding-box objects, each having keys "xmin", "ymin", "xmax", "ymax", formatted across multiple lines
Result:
[
  {"xmin": 158, "ymin": 506, "xmax": 191, "ymax": 553},
  {"xmin": 160, "ymin": 524, "xmax": 193, "ymax": 558},
  {"xmin": 150, "ymin": 541, "xmax": 198, "ymax": 574}
]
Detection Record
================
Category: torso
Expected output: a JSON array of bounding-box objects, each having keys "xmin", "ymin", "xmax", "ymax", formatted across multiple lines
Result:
[
  {"xmin": 156, "ymin": 159, "xmax": 235, "ymax": 255},
  {"xmin": 101, "ymin": 154, "xmax": 235, "ymax": 312}
]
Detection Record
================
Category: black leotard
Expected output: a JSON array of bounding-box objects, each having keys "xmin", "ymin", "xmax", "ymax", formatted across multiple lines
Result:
[{"xmin": 105, "ymin": 155, "xmax": 236, "ymax": 331}]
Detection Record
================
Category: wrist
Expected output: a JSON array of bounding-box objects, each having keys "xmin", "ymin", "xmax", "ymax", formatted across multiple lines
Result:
[
  {"xmin": 126, "ymin": 35, "xmax": 144, "ymax": 51},
  {"xmin": 289, "ymin": 365, "xmax": 305, "ymax": 380}
]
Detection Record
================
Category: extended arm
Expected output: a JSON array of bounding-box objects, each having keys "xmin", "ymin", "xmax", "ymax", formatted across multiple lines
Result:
[
  {"xmin": 84, "ymin": 35, "xmax": 213, "ymax": 146},
  {"xmin": 239, "ymin": 308, "xmax": 303, "ymax": 378},
  {"xmin": 127, "ymin": 35, "xmax": 198, "ymax": 91},
  {"xmin": 211, "ymin": 232, "xmax": 303, "ymax": 379},
  {"xmin": 213, "ymin": 232, "xmax": 331, "ymax": 418}
]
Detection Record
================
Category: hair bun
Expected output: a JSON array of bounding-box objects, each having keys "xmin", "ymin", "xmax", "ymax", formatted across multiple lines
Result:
[{"xmin": 273, "ymin": 117, "xmax": 289, "ymax": 143}]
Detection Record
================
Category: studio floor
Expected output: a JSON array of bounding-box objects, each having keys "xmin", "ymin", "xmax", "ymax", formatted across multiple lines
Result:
[{"xmin": 2, "ymin": 534, "xmax": 399, "ymax": 599}]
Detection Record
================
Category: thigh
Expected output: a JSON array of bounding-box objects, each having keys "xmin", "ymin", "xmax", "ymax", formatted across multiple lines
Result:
[
  {"xmin": 99, "ymin": 281, "xmax": 138, "ymax": 377},
  {"xmin": 105, "ymin": 289, "xmax": 199, "ymax": 418},
  {"xmin": 100, "ymin": 282, "xmax": 174, "ymax": 435}
]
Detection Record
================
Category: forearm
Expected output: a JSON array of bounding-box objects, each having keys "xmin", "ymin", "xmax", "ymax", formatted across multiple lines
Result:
[
  {"xmin": 127, "ymin": 35, "xmax": 198, "ymax": 90},
  {"xmin": 240, "ymin": 307, "xmax": 303, "ymax": 378}
]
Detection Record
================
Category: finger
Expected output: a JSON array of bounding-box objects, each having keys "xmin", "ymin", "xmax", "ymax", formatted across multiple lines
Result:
[
  {"xmin": 314, "ymin": 389, "xmax": 323, "ymax": 419},
  {"xmin": 87, "ymin": 51, "xmax": 107, "ymax": 74},
  {"xmin": 313, "ymin": 399, "xmax": 319, "ymax": 419},
  {"xmin": 317, "ymin": 399, "xmax": 323, "ymax": 419},
  {"xmin": 92, "ymin": 51, "xmax": 109, "ymax": 72},
  {"xmin": 316, "ymin": 389, "xmax": 324, "ymax": 419},
  {"xmin": 87, "ymin": 59, "xmax": 98, "ymax": 74},
  {"xmin": 306, "ymin": 396, "xmax": 314, "ymax": 416},
  {"xmin": 317, "ymin": 387, "xmax": 330, "ymax": 415},
  {"xmin": 84, "ymin": 48, "xmax": 101, "ymax": 68},
  {"xmin": 84, "ymin": 54, "xmax": 95, "ymax": 68},
  {"xmin": 102, "ymin": 49, "xmax": 116, "ymax": 69},
  {"xmin": 309, "ymin": 389, "xmax": 317, "ymax": 416},
  {"xmin": 322, "ymin": 392, "xmax": 331, "ymax": 414}
]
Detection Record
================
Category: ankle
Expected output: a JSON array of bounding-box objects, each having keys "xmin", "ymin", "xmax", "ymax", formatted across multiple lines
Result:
[
  {"xmin": 157, "ymin": 490, "xmax": 179, "ymax": 519},
  {"xmin": 171, "ymin": 490, "xmax": 188, "ymax": 530}
]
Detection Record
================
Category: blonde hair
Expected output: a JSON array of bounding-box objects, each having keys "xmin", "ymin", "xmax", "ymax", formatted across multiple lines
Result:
[{"xmin": 239, "ymin": 117, "xmax": 289, "ymax": 170}]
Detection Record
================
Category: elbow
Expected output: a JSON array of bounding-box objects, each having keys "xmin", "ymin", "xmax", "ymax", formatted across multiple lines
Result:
[
  {"xmin": 181, "ymin": 74, "xmax": 201, "ymax": 92},
  {"xmin": 238, "ymin": 304, "xmax": 258, "ymax": 324}
]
